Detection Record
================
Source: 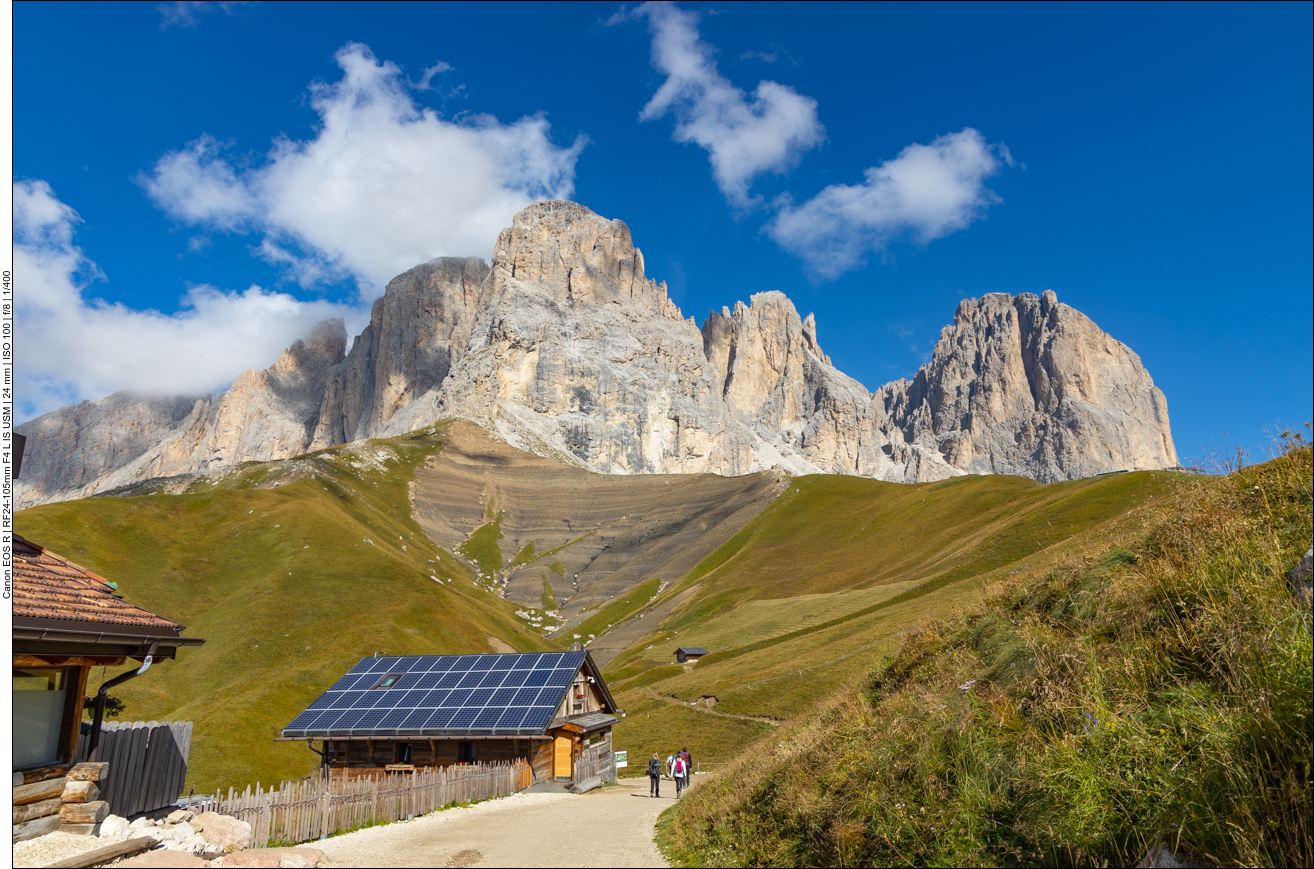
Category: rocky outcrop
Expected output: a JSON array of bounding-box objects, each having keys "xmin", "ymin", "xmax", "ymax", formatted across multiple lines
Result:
[
  {"xmin": 15, "ymin": 321, "xmax": 346, "ymax": 507},
  {"xmin": 15, "ymin": 201, "xmax": 1178, "ymax": 508},
  {"xmin": 871, "ymin": 290, "xmax": 1178, "ymax": 482}
]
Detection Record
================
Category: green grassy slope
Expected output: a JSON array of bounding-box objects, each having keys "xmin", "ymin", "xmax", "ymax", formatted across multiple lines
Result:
[
  {"xmin": 16, "ymin": 425, "xmax": 554, "ymax": 793},
  {"xmin": 660, "ymin": 443, "xmax": 1313, "ymax": 867},
  {"xmin": 605, "ymin": 470, "xmax": 1180, "ymax": 766}
]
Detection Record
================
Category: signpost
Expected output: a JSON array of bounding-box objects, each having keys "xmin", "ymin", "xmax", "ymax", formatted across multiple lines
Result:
[{"xmin": 614, "ymin": 750, "xmax": 628, "ymax": 769}]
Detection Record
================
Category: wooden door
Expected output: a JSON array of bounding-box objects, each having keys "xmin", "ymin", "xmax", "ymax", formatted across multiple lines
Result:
[{"xmin": 554, "ymin": 735, "xmax": 573, "ymax": 779}]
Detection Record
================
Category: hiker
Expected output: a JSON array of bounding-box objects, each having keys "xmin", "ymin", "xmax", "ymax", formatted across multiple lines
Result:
[
  {"xmin": 666, "ymin": 749, "xmax": 678, "ymax": 779},
  {"xmin": 681, "ymin": 746, "xmax": 693, "ymax": 778},
  {"xmin": 647, "ymin": 752, "xmax": 662, "ymax": 797},
  {"xmin": 673, "ymin": 752, "xmax": 688, "ymax": 797}
]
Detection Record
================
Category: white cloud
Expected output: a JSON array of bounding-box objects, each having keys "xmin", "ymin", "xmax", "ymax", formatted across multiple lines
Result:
[
  {"xmin": 636, "ymin": 2, "xmax": 824, "ymax": 209},
  {"xmin": 412, "ymin": 61, "xmax": 453, "ymax": 91},
  {"xmin": 156, "ymin": 1, "xmax": 247, "ymax": 30},
  {"xmin": 768, "ymin": 128, "xmax": 1011, "ymax": 280},
  {"xmin": 141, "ymin": 42, "xmax": 586, "ymax": 294},
  {"xmin": 13, "ymin": 180, "xmax": 361, "ymax": 422}
]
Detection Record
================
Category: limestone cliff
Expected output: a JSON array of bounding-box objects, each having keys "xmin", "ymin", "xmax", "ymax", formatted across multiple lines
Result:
[{"xmin": 15, "ymin": 201, "xmax": 1177, "ymax": 508}]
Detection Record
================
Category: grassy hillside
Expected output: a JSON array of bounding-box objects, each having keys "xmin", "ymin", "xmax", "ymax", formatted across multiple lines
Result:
[
  {"xmin": 16, "ymin": 424, "xmax": 555, "ymax": 793},
  {"xmin": 604, "ymin": 470, "xmax": 1180, "ymax": 765},
  {"xmin": 659, "ymin": 440, "xmax": 1313, "ymax": 867}
]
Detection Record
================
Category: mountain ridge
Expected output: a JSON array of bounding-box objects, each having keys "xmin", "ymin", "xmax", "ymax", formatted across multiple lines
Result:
[{"xmin": 16, "ymin": 200, "xmax": 1176, "ymax": 508}]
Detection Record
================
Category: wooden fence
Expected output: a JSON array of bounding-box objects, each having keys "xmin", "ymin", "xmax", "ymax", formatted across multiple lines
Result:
[
  {"xmin": 73, "ymin": 721, "xmax": 193, "ymax": 818},
  {"xmin": 197, "ymin": 761, "xmax": 531, "ymax": 848},
  {"xmin": 573, "ymin": 745, "xmax": 617, "ymax": 785}
]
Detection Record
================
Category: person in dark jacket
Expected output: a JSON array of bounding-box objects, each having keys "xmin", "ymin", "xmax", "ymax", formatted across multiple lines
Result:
[{"xmin": 648, "ymin": 752, "xmax": 662, "ymax": 797}]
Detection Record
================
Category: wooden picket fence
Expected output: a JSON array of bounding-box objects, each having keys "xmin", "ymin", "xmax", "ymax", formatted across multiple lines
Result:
[{"xmin": 197, "ymin": 761, "xmax": 531, "ymax": 848}]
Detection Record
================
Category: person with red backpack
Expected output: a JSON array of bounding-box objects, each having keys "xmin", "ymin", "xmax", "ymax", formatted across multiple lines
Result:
[{"xmin": 672, "ymin": 752, "xmax": 688, "ymax": 797}]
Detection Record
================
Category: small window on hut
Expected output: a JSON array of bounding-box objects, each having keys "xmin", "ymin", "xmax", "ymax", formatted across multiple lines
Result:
[
  {"xmin": 458, "ymin": 741, "xmax": 476, "ymax": 763},
  {"xmin": 373, "ymin": 673, "xmax": 403, "ymax": 689}
]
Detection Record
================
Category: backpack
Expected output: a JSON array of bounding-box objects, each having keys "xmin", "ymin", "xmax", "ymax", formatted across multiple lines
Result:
[
  {"xmin": 648, "ymin": 757, "xmax": 661, "ymax": 775},
  {"xmin": 674, "ymin": 758, "xmax": 686, "ymax": 777}
]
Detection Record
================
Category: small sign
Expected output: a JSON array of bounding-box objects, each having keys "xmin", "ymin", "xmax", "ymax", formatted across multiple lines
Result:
[{"xmin": 614, "ymin": 750, "xmax": 628, "ymax": 768}]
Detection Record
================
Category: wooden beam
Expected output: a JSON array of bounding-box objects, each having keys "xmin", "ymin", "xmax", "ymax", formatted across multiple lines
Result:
[
  {"xmin": 41, "ymin": 837, "xmax": 157, "ymax": 868},
  {"xmin": 12, "ymin": 655, "xmax": 127, "ymax": 668}
]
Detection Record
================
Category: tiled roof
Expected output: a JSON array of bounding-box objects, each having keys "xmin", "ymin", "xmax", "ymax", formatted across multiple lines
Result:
[{"xmin": 12, "ymin": 535, "xmax": 184, "ymax": 636}]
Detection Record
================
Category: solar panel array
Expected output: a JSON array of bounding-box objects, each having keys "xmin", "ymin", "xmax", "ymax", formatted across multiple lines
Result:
[{"xmin": 282, "ymin": 652, "xmax": 587, "ymax": 738}]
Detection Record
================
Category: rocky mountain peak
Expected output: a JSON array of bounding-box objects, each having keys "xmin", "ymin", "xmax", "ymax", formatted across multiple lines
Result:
[
  {"xmin": 487, "ymin": 200, "xmax": 678, "ymax": 318},
  {"xmin": 15, "ymin": 201, "xmax": 1178, "ymax": 508}
]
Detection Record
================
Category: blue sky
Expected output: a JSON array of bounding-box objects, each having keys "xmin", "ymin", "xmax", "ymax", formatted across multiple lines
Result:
[{"xmin": 12, "ymin": 1, "xmax": 1312, "ymax": 465}]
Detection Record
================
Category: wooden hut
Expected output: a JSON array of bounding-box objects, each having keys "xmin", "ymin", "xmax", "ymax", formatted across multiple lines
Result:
[
  {"xmin": 11, "ymin": 534, "xmax": 204, "ymax": 839},
  {"xmin": 674, "ymin": 646, "xmax": 709, "ymax": 664},
  {"xmin": 280, "ymin": 651, "xmax": 621, "ymax": 786}
]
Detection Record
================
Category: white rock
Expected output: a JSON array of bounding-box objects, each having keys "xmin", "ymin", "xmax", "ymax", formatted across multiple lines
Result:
[{"xmin": 99, "ymin": 815, "xmax": 129, "ymax": 838}]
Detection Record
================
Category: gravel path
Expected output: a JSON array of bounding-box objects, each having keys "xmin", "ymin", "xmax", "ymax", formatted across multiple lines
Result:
[{"xmin": 318, "ymin": 778, "xmax": 672, "ymax": 868}]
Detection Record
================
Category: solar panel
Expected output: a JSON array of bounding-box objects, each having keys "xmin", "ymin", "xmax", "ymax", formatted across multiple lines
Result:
[
  {"xmin": 420, "ymin": 689, "xmax": 449, "ymax": 708},
  {"xmin": 472, "ymin": 709, "xmax": 502, "ymax": 727},
  {"xmin": 354, "ymin": 710, "xmax": 387, "ymax": 730},
  {"xmin": 424, "ymin": 709, "xmax": 455, "ymax": 728},
  {"xmin": 448, "ymin": 709, "xmax": 478, "ymax": 727},
  {"xmin": 415, "ymin": 672, "xmax": 443, "ymax": 689},
  {"xmin": 282, "ymin": 652, "xmax": 601, "ymax": 739},
  {"xmin": 336, "ymin": 711, "xmax": 366, "ymax": 729},
  {"xmin": 521, "ymin": 706, "xmax": 554, "ymax": 730},
  {"xmin": 401, "ymin": 710, "xmax": 430, "ymax": 729},
  {"xmin": 286, "ymin": 710, "xmax": 319, "ymax": 729},
  {"xmin": 496, "ymin": 707, "xmax": 527, "ymax": 728},
  {"xmin": 443, "ymin": 689, "xmax": 473, "ymax": 708},
  {"xmin": 511, "ymin": 687, "xmax": 540, "ymax": 706}
]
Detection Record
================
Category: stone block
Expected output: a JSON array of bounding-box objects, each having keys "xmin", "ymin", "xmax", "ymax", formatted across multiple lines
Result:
[
  {"xmin": 61, "ymin": 779, "xmax": 101, "ymax": 803},
  {"xmin": 12, "ymin": 812, "xmax": 62, "ymax": 842},
  {"xmin": 193, "ymin": 812, "xmax": 253, "ymax": 850},
  {"xmin": 167, "ymin": 809, "xmax": 197, "ymax": 824},
  {"xmin": 68, "ymin": 761, "xmax": 110, "ymax": 782},
  {"xmin": 60, "ymin": 799, "xmax": 110, "ymax": 825}
]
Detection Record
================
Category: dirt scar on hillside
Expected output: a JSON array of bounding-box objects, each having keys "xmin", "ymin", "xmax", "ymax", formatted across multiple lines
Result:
[{"xmin": 317, "ymin": 778, "xmax": 671, "ymax": 868}]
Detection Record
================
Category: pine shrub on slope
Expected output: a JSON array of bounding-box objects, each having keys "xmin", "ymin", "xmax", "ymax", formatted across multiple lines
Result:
[{"xmin": 661, "ymin": 438, "xmax": 1312, "ymax": 868}]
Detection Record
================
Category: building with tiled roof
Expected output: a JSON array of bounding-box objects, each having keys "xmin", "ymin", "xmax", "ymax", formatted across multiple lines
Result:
[{"xmin": 11, "ymin": 533, "xmax": 203, "ymax": 806}]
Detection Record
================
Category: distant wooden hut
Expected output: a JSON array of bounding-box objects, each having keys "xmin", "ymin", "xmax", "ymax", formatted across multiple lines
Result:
[
  {"xmin": 674, "ymin": 646, "xmax": 709, "ymax": 664},
  {"xmin": 280, "ymin": 651, "xmax": 621, "ymax": 785}
]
